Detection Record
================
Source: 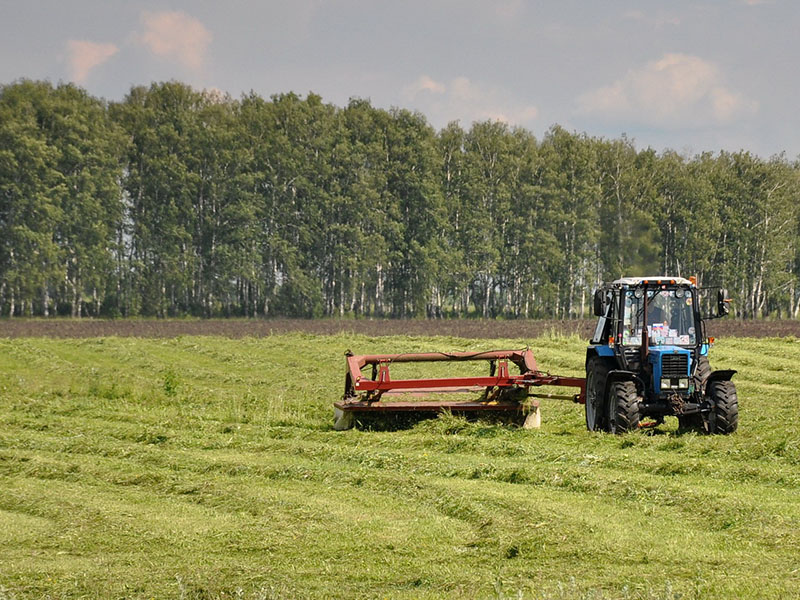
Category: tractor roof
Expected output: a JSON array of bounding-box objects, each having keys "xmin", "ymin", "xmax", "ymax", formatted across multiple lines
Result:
[{"xmin": 610, "ymin": 276, "xmax": 694, "ymax": 287}]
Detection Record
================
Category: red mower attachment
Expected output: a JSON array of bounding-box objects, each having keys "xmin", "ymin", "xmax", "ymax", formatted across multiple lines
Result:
[{"xmin": 333, "ymin": 348, "xmax": 586, "ymax": 430}]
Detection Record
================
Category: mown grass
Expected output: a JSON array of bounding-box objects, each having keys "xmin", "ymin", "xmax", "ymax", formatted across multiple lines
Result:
[{"xmin": 0, "ymin": 333, "xmax": 799, "ymax": 599}]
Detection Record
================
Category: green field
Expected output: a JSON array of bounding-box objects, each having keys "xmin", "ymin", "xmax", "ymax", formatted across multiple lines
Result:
[{"xmin": 1, "ymin": 333, "xmax": 799, "ymax": 599}]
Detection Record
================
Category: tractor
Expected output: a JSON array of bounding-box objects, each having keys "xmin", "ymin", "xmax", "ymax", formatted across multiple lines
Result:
[{"xmin": 585, "ymin": 276, "xmax": 738, "ymax": 434}]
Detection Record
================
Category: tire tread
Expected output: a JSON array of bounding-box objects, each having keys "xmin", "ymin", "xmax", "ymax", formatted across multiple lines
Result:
[
  {"xmin": 609, "ymin": 380, "xmax": 639, "ymax": 434},
  {"xmin": 709, "ymin": 380, "xmax": 738, "ymax": 434},
  {"xmin": 585, "ymin": 357, "xmax": 612, "ymax": 431}
]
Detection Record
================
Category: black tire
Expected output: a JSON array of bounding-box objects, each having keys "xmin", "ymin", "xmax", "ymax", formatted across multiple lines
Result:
[
  {"xmin": 679, "ymin": 357, "xmax": 711, "ymax": 432},
  {"xmin": 607, "ymin": 380, "xmax": 640, "ymax": 434},
  {"xmin": 585, "ymin": 357, "xmax": 610, "ymax": 431},
  {"xmin": 694, "ymin": 356, "xmax": 711, "ymax": 390},
  {"xmin": 708, "ymin": 380, "xmax": 739, "ymax": 434}
]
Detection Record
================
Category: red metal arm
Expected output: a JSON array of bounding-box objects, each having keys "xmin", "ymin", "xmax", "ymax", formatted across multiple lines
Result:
[{"xmin": 343, "ymin": 348, "xmax": 585, "ymax": 405}]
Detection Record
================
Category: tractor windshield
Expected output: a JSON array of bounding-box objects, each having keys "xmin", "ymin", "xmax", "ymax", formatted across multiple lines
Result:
[{"xmin": 621, "ymin": 288, "xmax": 697, "ymax": 346}]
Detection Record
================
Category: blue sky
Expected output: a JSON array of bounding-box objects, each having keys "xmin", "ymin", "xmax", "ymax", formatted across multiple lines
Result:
[{"xmin": 2, "ymin": 0, "xmax": 797, "ymax": 157}]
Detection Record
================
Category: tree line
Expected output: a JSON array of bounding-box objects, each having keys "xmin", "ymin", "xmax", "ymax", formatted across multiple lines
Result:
[{"xmin": 1, "ymin": 79, "xmax": 799, "ymax": 319}]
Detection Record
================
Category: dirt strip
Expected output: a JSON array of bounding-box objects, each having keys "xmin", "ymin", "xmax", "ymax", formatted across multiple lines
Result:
[{"xmin": 1, "ymin": 318, "xmax": 798, "ymax": 339}]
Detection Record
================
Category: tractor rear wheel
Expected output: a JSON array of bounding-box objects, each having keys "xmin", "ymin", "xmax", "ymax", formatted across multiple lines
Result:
[
  {"xmin": 585, "ymin": 357, "xmax": 610, "ymax": 431},
  {"xmin": 679, "ymin": 356, "xmax": 712, "ymax": 431},
  {"xmin": 607, "ymin": 380, "xmax": 640, "ymax": 434},
  {"xmin": 694, "ymin": 356, "xmax": 711, "ymax": 389},
  {"xmin": 708, "ymin": 380, "xmax": 739, "ymax": 434}
]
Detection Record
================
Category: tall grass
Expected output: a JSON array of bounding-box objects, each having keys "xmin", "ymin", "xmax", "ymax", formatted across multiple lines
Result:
[{"xmin": 0, "ymin": 333, "xmax": 798, "ymax": 598}]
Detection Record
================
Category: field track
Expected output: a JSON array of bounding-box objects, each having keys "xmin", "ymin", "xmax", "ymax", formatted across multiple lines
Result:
[{"xmin": 1, "ymin": 317, "xmax": 798, "ymax": 339}]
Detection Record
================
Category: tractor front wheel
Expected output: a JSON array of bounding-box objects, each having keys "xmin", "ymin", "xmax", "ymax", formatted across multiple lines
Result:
[
  {"xmin": 607, "ymin": 380, "xmax": 640, "ymax": 434},
  {"xmin": 707, "ymin": 380, "xmax": 739, "ymax": 434},
  {"xmin": 678, "ymin": 356, "xmax": 712, "ymax": 432},
  {"xmin": 677, "ymin": 413, "xmax": 703, "ymax": 431}
]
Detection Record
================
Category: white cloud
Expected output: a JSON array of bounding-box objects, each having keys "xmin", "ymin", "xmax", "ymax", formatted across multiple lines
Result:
[
  {"xmin": 577, "ymin": 53, "xmax": 757, "ymax": 127},
  {"xmin": 404, "ymin": 75, "xmax": 446, "ymax": 96},
  {"xmin": 66, "ymin": 40, "xmax": 118, "ymax": 84},
  {"xmin": 402, "ymin": 75, "xmax": 538, "ymax": 128},
  {"xmin": 138, "ymin": 11, "xmax": 212, "ymax": 70}
]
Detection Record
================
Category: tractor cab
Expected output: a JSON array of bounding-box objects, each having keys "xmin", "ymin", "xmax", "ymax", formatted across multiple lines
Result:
[{"xmin": 586, "ymin": 276, "xmax": 737, "ymax": 434}]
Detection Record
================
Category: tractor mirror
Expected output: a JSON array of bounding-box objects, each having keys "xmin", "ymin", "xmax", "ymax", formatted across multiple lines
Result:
[
  {"xmin": 717, "ymin": 288, "xmax": 730, "ymax": 317},
  {"xmin": 593, "ymin": 289, "xmax": 605, "ymax": 316}
]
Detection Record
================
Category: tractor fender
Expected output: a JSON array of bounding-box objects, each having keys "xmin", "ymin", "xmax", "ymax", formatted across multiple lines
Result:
[
  {"xmin": 604, "ymin": 369, "xmax": 644, "ymax": 398},
  {"xmin": 706, "ymin": 369, "xmax": 737, "ymax": 385},
  {"xmin": 586, "ymin": 345, "xmax": 615, "ymax": 368}
]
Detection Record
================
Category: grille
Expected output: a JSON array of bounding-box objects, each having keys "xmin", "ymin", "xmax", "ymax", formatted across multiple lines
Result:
[{"xmin": 661, "ymin": 353, "xmax": 689, "ymax": 378}]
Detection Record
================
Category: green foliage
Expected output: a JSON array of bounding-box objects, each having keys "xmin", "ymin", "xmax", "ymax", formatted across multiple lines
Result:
[
  {"xmin": 162, "ymin": 368, "xmax": 179, "ymax": 396},
  {"xmin": 0, "ymin": 80, "xmax": 126, "ymax": 318},
  {"xmin": 0, "ymin": 333, "xmax": 798, "ymax": 598},
  {"xmin": 2, "ymin": 79, "xmax": 800, "ymax": 318}
]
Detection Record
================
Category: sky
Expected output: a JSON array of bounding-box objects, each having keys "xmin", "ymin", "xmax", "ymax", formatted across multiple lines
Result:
[{"xmin": 2, "ymin": 0, "xmax": 798, "ymax": 158}]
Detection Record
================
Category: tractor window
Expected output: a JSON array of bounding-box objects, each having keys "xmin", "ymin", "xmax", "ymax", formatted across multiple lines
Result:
[
  {"xmin": 621, "ymin": 289, "xmax": 697, "ymax": 346},
  {"xmin": 591, "ymin": 293, "xmax": 613, "ymax": 344}
]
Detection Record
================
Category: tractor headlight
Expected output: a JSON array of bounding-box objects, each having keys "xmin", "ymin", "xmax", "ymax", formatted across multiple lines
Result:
[{"xmin": 661, "ymin": 378, "xmax": 690, "ymax": 390}]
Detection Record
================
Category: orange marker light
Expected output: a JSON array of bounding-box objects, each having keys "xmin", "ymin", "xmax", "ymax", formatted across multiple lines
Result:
[{"xmin": 689, "ymin": 276, "xmax": 697, "ymax": 286}]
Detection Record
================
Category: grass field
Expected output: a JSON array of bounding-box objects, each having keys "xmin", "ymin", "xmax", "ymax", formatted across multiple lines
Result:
[{"xmin": 1, "ymin": 331, "xmax": 799, "ymax": 599}]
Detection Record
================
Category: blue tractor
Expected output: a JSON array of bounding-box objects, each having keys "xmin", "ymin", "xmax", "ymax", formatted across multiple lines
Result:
[{"xmin": 585, "ymin": 276, "xmax": 738, "ymax": 434}]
